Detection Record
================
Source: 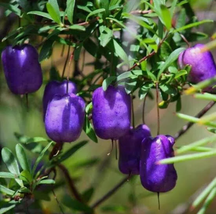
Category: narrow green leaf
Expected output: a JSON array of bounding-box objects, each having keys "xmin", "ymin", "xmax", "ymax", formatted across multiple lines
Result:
[
  {"xmin": 102, "ymin": 76, "xmax": 116, "ymax": 91},
  {"xmin": 157, "ymin": 47, "xmax": 186, "ymax": 80},
  {"xmin": 2, "ymin": 148, "xmax": 20, "ymax": 175},
  {"xmin": 176, "ymin": 135, "xmax": 216, "ymax": 154},
  {"xmin": 160, "ymin": 5, "xmax": 171, "ymax": 30},
  {"xmin": 159, "ymin": 150, "xmax": 216, "ymax": 164},
  {"xmin": 57, "ymin": 141, "xmax": 88, "ymax": 163},
  {"xmin": 185, "ymin": 76, "xmax": 216, "ymax": 95},
  {"xmin": 15, "ymin": 144, "xmax": 30, "ymax": 172},
  {"xmin": 173, "ymin": 20, "xmax": 213, "ymax": 33},
  {"xmin": 197, "ymin": 188, "xmax": 216, "ymax": 214},
  {"xmin": 14, "ymin": 133, "xmax": 48, "ymax": 144},
  {"xmin": 0, "ymin": 3, "xmax": 21, "ymax": 16},
  {"xmin": 46, "ymin": 2, "xmax": 61, "ymax": 24},
  {"xmin": 32, "ymin": 141, "xmax": 54, "ymax": 174},
  {"xmin": 190, "ymin": 147, "xmax": 213, "ymax": 152},
  {"xmin": 37, "ymin": 179, "xmax": 55, "ymax": 185},
  {"xmin": 170, "ymin": 0, "xmax": 178, "ymax": 16},
  {"xmin": 62, "ymin": 195, "xmax": 93, "ymax": 213},
  {"xmin": 83, "ymin": 115, "xmax": 98, "ymax": 143},
  {"xmin": 113, "ymin": 39, "xmax": 129, "ymax": 65},
  {"xmin": 66, "ymin": 0, "xmax": 76, "ymax": 24},
  {"xmin": 27, "ymin": 11, "xmax": 52, "ymax": 20},
  {"xmin": 86, "ymin": 8, "xmax": 105, "ymax": 21},
  {"xmin": 20, "ymin": 170, "xmax": 33, "ymax": 183},
  {"xmin": 1, "ymin": 148, "xmax": 23, "ymax": 187},
  {"xmin": 0, "ymin": 203, "xmax": 16, "ymax": 214},
  {"xmin": 194, "ymin": 93, "xmax": 216, "ymax": 102},
  {"xmin": 176, "ymin": 112, "xmax": 216, "ymax": 128},
  {"xmin": 69, "ymin": 25, "xmax": 86, "ymax": 31},
  {"xmin": 0, "ymin": 185, "xmax": 15, "ymax": 196},
  {"xmin": 0, "ymin": 172, "xmax": 16, "ymax": 179},
  {"xmin": 191, "ymin": 177, "xmax": 216, "ymax": 209},
  {"xmin": 82, "ymin": 187, "xmax": 94, "ymax": 203},
  {"xmin": 39, "ymin": 39, "xmax": 55, "ymax": 62}
]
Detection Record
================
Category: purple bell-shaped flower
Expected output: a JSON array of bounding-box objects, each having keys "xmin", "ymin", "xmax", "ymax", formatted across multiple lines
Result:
[
  {"xmin": 118, "ymin": 124, "xmax": 151, "ymax": 175},
  {"xmin": 140, "ymin": 135, "xmax": 177, "ymax": 192},
  {"xmin": 43, "ymin": 80, "xmax": 77, "ymax": 119},
  {"xmin": 45, "ymin": 93, "xmax": 85, "ymax": 143},
  {"xmin": 1, "ymin": 44, "xmax": 43, "ymax": 94},
  {"xmin": 92, "ymin": 85, "xmax": 131, "ymax": 140},
  {"xmin": 178, "ymin": 44, "xmax": 216, "ymax": 93}
]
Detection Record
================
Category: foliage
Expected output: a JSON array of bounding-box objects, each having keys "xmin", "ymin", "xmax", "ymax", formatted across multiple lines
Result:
[{"xmin": 0, "ymin": 0, "xmax": 216, "ymax": 213}]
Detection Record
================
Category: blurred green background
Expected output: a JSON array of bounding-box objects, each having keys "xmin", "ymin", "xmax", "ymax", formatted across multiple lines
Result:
[{"xmin": 1, "ymin": 0, "xmax": 216, "ymax": 213}]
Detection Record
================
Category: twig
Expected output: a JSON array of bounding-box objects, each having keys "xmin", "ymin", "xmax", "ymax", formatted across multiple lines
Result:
[
  {"xmin": 58, "ymin": 164, "xmax": 83, "ymax": 203},
  {"xmin": 91, "ymin": 176, "xmax": 129, "ymax": 208},
  {"xmin": 156, "ymin": 82, "xmax": 160, "ymax": 135},
  {"xmin": 174, "ymin": 101, "xmax": 216, "ymax": 140},
  {"xmin": 128, "ymin": 33, "xmax": 168, "ymax": 71}
]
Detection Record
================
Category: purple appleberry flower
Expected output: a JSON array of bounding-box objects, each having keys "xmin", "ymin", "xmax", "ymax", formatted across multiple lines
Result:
[
  {"xmin": 92, "ymin": 85, "xmax": 131, "ymax": 140},
  {"xmin": 140, "ymin": 135, "xmax": 177, "ymax": 193},
  {"xmin": 45, "ymin": 93, "xmax": 85, "ymax": 143},
  {"xmin": 1, "ymin": 44, "xmax": 43, "ymax": 94},
  {"xmin": 119, "ymin": 124, "xmax": 151, "ymax": 175},
  {"xmin": 43, "ymin": 80, "xmax": 77, "ymax": 120},
  {"xmin": 178, "ymin": 44, "xmax": 216, "ymax": 92}
]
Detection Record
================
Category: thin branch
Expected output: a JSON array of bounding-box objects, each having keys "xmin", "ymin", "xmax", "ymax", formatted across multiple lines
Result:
[
  {"xmin": 174, "ymin": 101, "xmax": 216, "ymax": 140},
  {"xmin": 128, "ymin": 33, "xmax": 168, "ymax": 71},
  {"xmin": 91, "ymin": 176, "xmax": 129, "ymax": 208},
  {"xmin": 58, "ymin": 164, "xmax": 83, "ymax": 203}
]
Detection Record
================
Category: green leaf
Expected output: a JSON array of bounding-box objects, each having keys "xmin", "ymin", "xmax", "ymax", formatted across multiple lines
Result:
[
  {"xmin": 32, "ymin": 141, "xmax": 54, "ymax": 174},
  {"xmin": 86, "ymin": 8, "xmax": 105, "ymax": 21},
  {"xmin": 160, "ymin": 5, "xmax": 172, "ymax": 30},
  {"xmin": 83, "ymin": 115, "xmax": 98, "ymax": 143},
  {"xmin": 176, "ymin": 135, "xmax": 216, "ymax": 154},
  {"xmin": 194, "ymin": 93, "xmax": 216, "ymax": 102},
  {"xmin": 185, "ymin": 76, "xmax": 216, "ymax": 95},
  {"xmin": 73, "ymin": 158, "xmax": 99, "ymax": 168},
  {"xmin": 15, "ymin": 144, "xmax": 30, "ymax": 172},
  {"xmin": 113, "ymin": 39, "xmax": 129, "ymax": 65},
  {"xmin": 62, "ymin": 195, "xmax": 93, "ymax": 213},
  {"xmin": 173, "ymin": 20, "xmax": 213, "ymax": 33},
  {"xmin": 46, "ymin": 1, "xmax": 61, "ymax": 24},
  {"xmin": 197, "ymin": 187, "xmax": 216, "ymax": 214},
  {"xmin": 0, "ymin": 185, "xmax": 15, "ymax": 196},
  {"xmin": 69, "ymin": 25, "xmax": 86, "ymax": 31},
  {"xmin": 27, "ymin": 11, "xmax": 52, "ymax": 20},
  {"xmin": 0, "ymin": 203, "xmax": 16, "ymax": 214},
  {"xmin": 14, "ymin": 133, "xmax": 48, "ymax": 144},
  {"xmin": 39, "ymin": 39, "xmax": 55, "ymax": 62},
  {"xmin": 191, "ymin": 177, "xmax": 216, "ymax": 210},
  {"xmin": 99, "ymin": 26, "xmax": 113, "ymax": 47},
  {"xmin": 20, "ymin": 170, "xmax": 33, "ymax": 183},
  {"xmin": 159, "ymin": 150, "xmax": 216, "ymax": 164},
  {"xmin": 0, "ymin": 3, "xmax": 21, "ymax": 17},
  {"xmin": 66, "ymin": 0, "xmax": 76, "ymax": 24},
  {"xmin": 0, "ymin": 172, "xmax": 16, "ymax": 179},
  {"xmin": 1, "ymin": 148, "xmax": 23, "ymax": 187},
  {"xmin": 82, "ymin": 187, "xmax": 94, "ymax": 203},
  {"xmin": 102, "ymin": 76, "xmax": 116, "ymax": 91},
  {"xmin": 157, "ymin": 47, "xmax": 186, "ymax": 80},
  {"xmin": 57, "ymin": 141, "xmax": 88, "ymax": 163},
  {"xmin": 37, "ymin": 179, "xmax": 55, "ymax": 185},
  {"xmin": 176, "ymin": 112, "xmax": 216, "ymax": 128}
]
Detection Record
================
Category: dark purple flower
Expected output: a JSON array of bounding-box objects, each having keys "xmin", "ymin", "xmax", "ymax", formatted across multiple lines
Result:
[
  {"xmin": 140, "ymin": 135, "xmax": 177, "ymax": 193},
  {"xmin": 92, "ymin": 85, "xmax": 131, "ymax": 140},
  {"xmin": 119, "ymin": 124, "xmax": 151, "ymax": 175},
  {"xmin": 45, "ymin": 93, "xmax": 85, "ymax": 143},
  {"xmin": 178, "ymin": 44, "xmax": 216, "ymax": 92},
  {"xmin": 43, "ymin": 80, "xmax": 77, "ymax": 119},
  {"xmin": 1, "ymin": 44, "xmax": 43, "ymax": 94}
]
